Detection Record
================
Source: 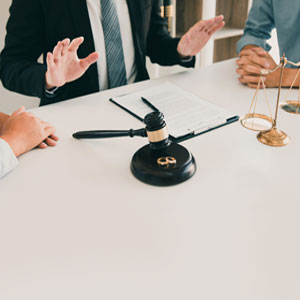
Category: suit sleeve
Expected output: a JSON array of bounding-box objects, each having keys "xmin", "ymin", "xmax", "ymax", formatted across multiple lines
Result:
[
  {"xmin": 146, "ymin": 0, "xmax": 195, "ymax": 68},
  {"xmin": 237, "ymin": 0, "xmax": 275, "ymax": 53},
  {"xmin": 0, "ymin": 0, "xmax": 47, "ymax": 100}
]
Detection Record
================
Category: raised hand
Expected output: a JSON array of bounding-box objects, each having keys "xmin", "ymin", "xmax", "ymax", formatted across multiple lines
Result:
[
  {"xmin": 45, "ymin": 37, "xmax": 99, "ymax": 89},
  {"xmin": 0, "ymin": 107, "xmax": 58, "ymax": 157},
  {"xmin": 177, "ymin": 15, "xmax": 225, "ymax": 58}
]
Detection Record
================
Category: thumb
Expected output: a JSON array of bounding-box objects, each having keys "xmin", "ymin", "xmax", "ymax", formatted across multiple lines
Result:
[
  {"xmin": 80, "ymin": 52, "xmax": 99, "ymax": 70},
  {"xmin": 12, "ymin": 106, "xmax": 25, "ymax": 116}
]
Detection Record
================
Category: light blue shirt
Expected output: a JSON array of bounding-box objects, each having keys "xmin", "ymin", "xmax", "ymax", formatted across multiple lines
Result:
[{"xmin": 237, "ymin": 0, "xmax": 300, "ymax": 66}]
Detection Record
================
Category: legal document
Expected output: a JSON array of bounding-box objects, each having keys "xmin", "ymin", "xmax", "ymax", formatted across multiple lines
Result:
[{"xmin": 110, "ymin": 82, "xmax": 238, "ymax": 140}]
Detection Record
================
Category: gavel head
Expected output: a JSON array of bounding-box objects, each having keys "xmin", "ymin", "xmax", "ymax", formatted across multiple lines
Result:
[{"xmin": 144, "ymin": 112, "xmax": 171, "ymax": 150}]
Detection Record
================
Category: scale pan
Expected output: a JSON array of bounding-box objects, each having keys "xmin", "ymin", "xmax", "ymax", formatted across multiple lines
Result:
[
  {"xmin": 240, "ymin": 113, "xmax": 273, "ymax": 131},
  {"xmin": 280, "ymin": 101, "xmax": 300, "ymax": 114}
]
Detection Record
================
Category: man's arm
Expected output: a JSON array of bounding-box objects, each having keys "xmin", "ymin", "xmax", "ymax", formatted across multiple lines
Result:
[
  {"xmin": 236, "ymin": 0, "xmax": 283, "ymax": 88},
  {"xmin": 0, "ymin": 0, "xmax": 46, "ymax": 99},
  {"xmin": 147, "ymin": 1, "xmax": 224, "ymax": 68},
  {"xmin": 237, "ymin": 46, "xmax": 300, "ymax": 88},
  {"xmin": 146, "ymin": 0, "xmax": 189, "ymax": 67},
  {"xmin": 237, "ymin": 0, "xmax": 275, "ymax": 54}
]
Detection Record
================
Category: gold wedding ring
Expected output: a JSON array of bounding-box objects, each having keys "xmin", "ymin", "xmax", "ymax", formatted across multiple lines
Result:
[{"xmin": 157, "ymin": 156, "xmax": 177, "ymax": 168}]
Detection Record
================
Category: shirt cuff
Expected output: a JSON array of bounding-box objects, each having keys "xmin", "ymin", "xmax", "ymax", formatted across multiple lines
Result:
[
  {"xmin": 180, "ymin": 56, "xmax": 193, "ymax": 63},
  {"xmin": 0, "ymin": 138, "xmax": 19, "ymax": 178},
  {"xmin": 45, "ymin": 86, "xmax": 59, "ymax": 97},
  {"xmin": 237, "ymin": 35, "xmax": 272, "ymax": 54}
]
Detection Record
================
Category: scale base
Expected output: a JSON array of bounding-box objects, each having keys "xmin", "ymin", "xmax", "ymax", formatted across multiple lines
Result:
[
  {"xmin": 280, "ymin": 101, "xmax": 300, "ymax": 115},
  {"xmin": 257, "ymin": 127, "xmax": 290, "ymax": 147},
  {"xmin": 131, "ymin": 143, "xmax": 196, "ymax": 186}
]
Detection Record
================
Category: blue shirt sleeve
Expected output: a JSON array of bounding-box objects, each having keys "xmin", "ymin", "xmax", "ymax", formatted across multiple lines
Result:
[{"xmin": 237, "ymin": 0, "xmax": 275, "ymax": 54}]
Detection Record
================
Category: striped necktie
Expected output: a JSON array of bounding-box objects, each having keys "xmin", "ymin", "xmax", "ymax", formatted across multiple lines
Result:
[{"xmin": 101, "ymin": 0, "xmax": 128, "ymax": 88}]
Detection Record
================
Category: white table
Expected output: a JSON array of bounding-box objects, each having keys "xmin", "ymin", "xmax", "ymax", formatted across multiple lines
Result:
[{"xmin": 1, "ymin": 60, "xmax": 300, "ymax": 300}]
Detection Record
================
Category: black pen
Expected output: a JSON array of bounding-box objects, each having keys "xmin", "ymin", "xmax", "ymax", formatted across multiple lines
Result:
[{"xmin": 141, "ymin": 97, "xmax": 160, "ymax": 112}]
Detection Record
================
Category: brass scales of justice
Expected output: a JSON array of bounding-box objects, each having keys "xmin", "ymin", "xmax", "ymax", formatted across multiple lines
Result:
[{"xmin": 240, "ymin": 54, "xmax": 300, "ymax": 147}]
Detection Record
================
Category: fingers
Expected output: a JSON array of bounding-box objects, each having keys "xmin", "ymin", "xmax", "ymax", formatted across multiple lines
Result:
[
  {"xmin": 61, "ymin": 38, "xmax": 70, "ymax": 56},
  {"xmin": 237, "ymin": 55, "xmax": 270, "ymax": 70},
  {"xmin": 203, "ymin": 15, "xmax": 224, "ymax": 28},
  {"xmin": 238, "ymin": 75, "xmax": 265, "ymax": 85},
  {"xmin": 38, "ymin": 124, "xmax": 58, "ymax": 149},
  {"xmin": 248, "ymin": 83, "xmax": 262, "ymax": 89},
  {"xmin": 53, "ymin": 41, "xmax": 63, "ymax": 61},
  {"xmin": 80, "ymin": 52, "xmax": 99, "ymax": 70},
  {"xmin": 214, "ymin": 15, "xmax": 225, "ymax": 23},
  {"xmin": 252, "ymin": 47, "xmax": 268, "ymax": 56},
  {"xmin": 237, "ymin": 64, "xmax": 262, "ymax": 75},
  {"xmin": 43, "ymin": 137, "xmax": 57, "ymax": 147},
  {"xmin": 238, "ymin": 49, "xmax": 270, "ymax": 69},
  {"xmin": 196, "ymin": 15, "xmax": 224, "ymax": 32},
  {"xmin": 48, "ymin": 38, "xmax": 71, "ymax": 66},
  {"xmin": 207, "ymin": 21, "xmax": 225, "ymax": 36},
  {"xmin": 46, "ymin": 52, "xmax": 55, "ymax": 69},
  {"xmin": 38, "ymin": 142, "xmax": 48, "ymax": 149},
  {"xmin": 12, "ymin": 106, "xmax": 25, "ymax": 116},
  {"xmin": 49, "ymin": 134, "xmax": 59, "ymax": 142},
  {"xmin": 236, "ymin": 67, "xmax": 247, "ymax": 76},
  {"xmin": 68, "ymin": 37, "xmax": 84, "ymax": 52},
  {"xmin": 44, "ymin": 125, "xmax": 56, "ymax": 138},
  {"xmin": 239, "ymin": 48, "xmax": 266, "ymax": 57}
]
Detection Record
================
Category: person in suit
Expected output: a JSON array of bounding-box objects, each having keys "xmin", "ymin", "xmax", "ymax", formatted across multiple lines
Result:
[
  {"xmin": 0, "ymin": 107, "xmax": 58, "ymax": 178},
  {"xmin": 0, "ymin": 0, "xmax": 224, "ymax": 106},
  {"xmin": 236, "ymin": 0, "xmax": 300, "ymax": 88}
]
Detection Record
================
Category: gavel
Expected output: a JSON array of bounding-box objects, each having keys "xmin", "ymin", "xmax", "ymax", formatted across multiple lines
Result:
[
  {"xmin": 73, "ymin": 111, "xmax": 171, "ymax": 150},
  {"xmin": 73, "ymin": 111, "xmax": 196, "ymax": 186}
]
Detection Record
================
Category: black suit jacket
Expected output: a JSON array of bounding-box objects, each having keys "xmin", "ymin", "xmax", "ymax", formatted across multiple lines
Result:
[{"xmin": 0, "ymin": 0, "xmax": 195, "ymax": 106}]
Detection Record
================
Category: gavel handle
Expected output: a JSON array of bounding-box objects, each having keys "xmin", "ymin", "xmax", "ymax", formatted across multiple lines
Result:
[{"xmin": 72, "ymin": 128, "xmax": 147, "ymax": 139}]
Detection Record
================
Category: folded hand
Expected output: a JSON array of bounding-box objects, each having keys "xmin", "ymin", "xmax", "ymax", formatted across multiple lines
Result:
[
  {"xmin": 236, "ymin": 46, "xmax": 279, "ymax": 88},
  {"xmin": 1, "ymin": 107, "xmax": 58, "ymax": 156}
]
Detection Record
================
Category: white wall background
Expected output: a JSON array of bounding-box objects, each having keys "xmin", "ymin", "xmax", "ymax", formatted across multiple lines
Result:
[{"xmin": 0, "ymin": 0, "xmax": 279, "ymax": 114}]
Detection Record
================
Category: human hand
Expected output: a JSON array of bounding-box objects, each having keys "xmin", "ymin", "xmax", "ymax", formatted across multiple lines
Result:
[
  {"xmin": 236, "ymin": 46, "xmax": 279, "ymax": 88},
  {"xmin": 177, "ymin": 15, "xmax": 225, "ymax": 58},
  {"xmin": 0, "ymin": 112, "xmax": 9, "ymax": 133},
  {"xmin": 45, "ymin": 37, "xmax": 99, "ymax": 89},
  {"xmin": 0, "ymin": 110, "xmax": 58, "ymax": 148},
  {"xmin": 0, "ymin": 107, "xmax": 57, "ymax": 157}
]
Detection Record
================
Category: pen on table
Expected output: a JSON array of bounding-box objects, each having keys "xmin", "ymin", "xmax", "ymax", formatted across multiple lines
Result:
[{"xmin": 141, "ymin": 97, "xmax": 160, "ymax": 112}]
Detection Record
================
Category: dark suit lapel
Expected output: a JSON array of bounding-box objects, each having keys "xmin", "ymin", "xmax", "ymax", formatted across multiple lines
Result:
[
  {"xmin": 126, "ymin": 0, "xmax": 145, "ymax": 70},
  {"xmin": 67, "ymin": 0, "xmax": 99, "ymax": 91},
  {"xmin": 126, "ymin": 0, "xmax": 143, "ymax": 37}
]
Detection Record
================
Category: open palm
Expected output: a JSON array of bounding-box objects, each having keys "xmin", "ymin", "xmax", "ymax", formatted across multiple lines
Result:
[
  {"xmin": 177, "ymin": 15, "xmax": 225, "ymax": 58},
  {"xmin": 45, "ymin": 37, "xmax": 99, "ymax": 89}
]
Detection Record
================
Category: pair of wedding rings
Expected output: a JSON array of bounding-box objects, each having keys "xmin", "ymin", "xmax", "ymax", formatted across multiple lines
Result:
[{"xmin": 157, "ymin": 156, "xmax": 177, "ymax": 168}]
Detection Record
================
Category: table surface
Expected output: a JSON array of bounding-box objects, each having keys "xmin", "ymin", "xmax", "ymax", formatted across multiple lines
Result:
[{"xmin": 1, "ymin": 59, "xmax": 300, "ymax": 300}]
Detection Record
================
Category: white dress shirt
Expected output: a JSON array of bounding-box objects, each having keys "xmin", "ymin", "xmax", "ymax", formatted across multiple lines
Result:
[
  {"xmin": 86, "ymin": 0, "xmax": 137, "ymax": 90},
  {"xmin": 0, "ymin": 138, "xmax": 18, "ymax": 178}
]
